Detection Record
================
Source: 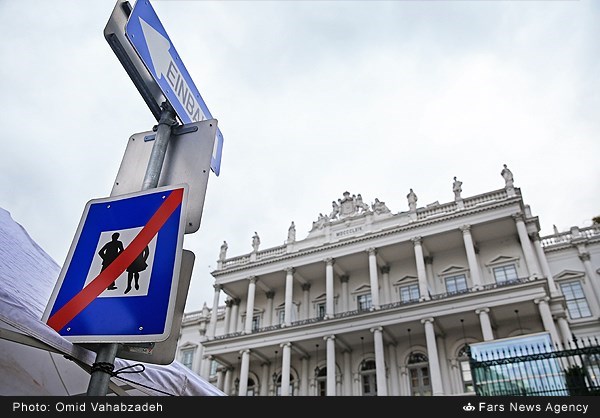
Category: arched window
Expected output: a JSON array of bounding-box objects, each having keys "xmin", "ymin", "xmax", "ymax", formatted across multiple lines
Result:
[
  {"xmin": 360, "ymin": 359, "xmax": 377, "ymax": 396},
  {"xmin": 407, "ymin": 352, "xmax": 431, "ymax": 396},
  {"xmin": 246, "ymin": 378, "xmax": 256, "ymax": 396}
]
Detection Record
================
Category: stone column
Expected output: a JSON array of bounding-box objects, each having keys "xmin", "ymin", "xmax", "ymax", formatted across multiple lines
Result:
[
  {"xmin": 340, "ymin": 275, "xmax": 349, "ymax": 312},
  {"xmin": 244, "ymin": 276, "xmax": 258, "ymax": 334},
  {"xmin": 195, "ymin": 342, "xmax": 205, "ymax": 377},
  {"xmin": 460, "ymin": 225, "xmax": 482, "ymax": 289},
  {"xmin": 301, "ymin": 283, "xmax": 311, "ymax": 319},
  {"xmin": 230, "ymin": 298, "xmax": 240, "ymax": 333},
  {"xmin": 380, "ymin": 266, "xmax": 391, "ymax": 305},
  {"xmin": 412, "ymin": 236, "xmax": 430, "ymax": 300},
  {"xmin": 216, "ymin": 366, "xmax": 225, "ymax": 391},
  {"xmin": 577, "ymin": 249, "xmax": 600, "ymax": 305},
  {"xmin": 367, "ymin": 248, "xmax": 381, "ymax": 309},
  {"xmin": 300, "ymin": 356, "xmax": 309, "ymax": 396},
  {"xmin": 371, "ymin": 326, "xmax": 388, "ymax": 395},
  {"xmin": 284, "ymin": 267, "xmax": 295, "ymax": 326},
  {"xmin": 555, "ymin": 313, "xmax": 573, "ymax": 346},
  {"xmin": 531, "ymin": 232, "xmax": 558, "ymax": 295},
  {"xmin": 343, "ymin": 350, "xmax": 352, "ymax": 396},
  {"xmin": 534, "ymin": 297, "xmax": 561, "ymax": 345},
  {"xmin": 200, "ymin": 354, "xmax": 211, "ymax": 380},
  {"xmin": 260, "ymin": 362, "xmax": 270, "ymax": 396},
  {"xmin": 325, "ymin": 258, "xmax": 335, "ymax": 318},
  {"xmin": 265, "ymin": 291, "xmax": 274, "ymax": 327},
  {"xmin": 238, "ymin": 349, "xmax": 251, "ymax": 396},
  {"xmin": 513, "ymin": 213, "xmax": 539, "ymax": 277},
  {"xmin": 223, "ymin": 367, "xmax": 233, "ymax": 395},
  {"xmin": 325, "ymin": 335, "xmax": 336, "ymax": 396},
  {"xmin": 424, "ymin": 257, "xmax": 435, "ymax": 295},
  {"xmin": 223, "ymin": 299, "xmax": 233, "ymax": 335},
  {"xmin": 388, "ymin": 343, "xmax": 400, "ymax": 396},
  {"xmin": 207, "ymin": 284, "xmax": 222, "ymax": 338},
  {"xmin": 281, "ymin": 342, "xmax": 292, "ymax": 396},
  {"xmin": 421, "ymin": 318, "xmax": 444, "ymax": 395},
  {"xmin": 476, "ymin": 307, "xmax": 494, "ymax": 341},
  {"xmin": 399, "ymin": 366, "xmax": 410, "ymax": 396}
]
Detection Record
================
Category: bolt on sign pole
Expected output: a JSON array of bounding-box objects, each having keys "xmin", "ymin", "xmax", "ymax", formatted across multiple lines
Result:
[{"xmin": 86, "ymin": 102, "xmax": 177, "ymax": 396}]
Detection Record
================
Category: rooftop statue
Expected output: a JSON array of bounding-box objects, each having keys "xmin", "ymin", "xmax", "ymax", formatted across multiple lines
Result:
[
  {"xmin": 407, "ymin": 188, "xmax": 418, "ymax": 212},
  {"xmin": 252, "ymin": 232, "xmax": 260, "ymax": 252},
  {"xmin": 501, "ymin": 164, "xmax": 514, "ymax": 189},
  {"xmin": 372, "ymin": 198, "xmax": 390, "ymax": 214},
  {"xmin": 453, "ymin": 176, "xmax": 463, "ymax": 200},
  {"xmin": 219, "ymin": 240, "xmax": 228, "ymax": 262},
  {"xmin": 287, "ymin": 221, "xmax": 296, "ymax": 242}
]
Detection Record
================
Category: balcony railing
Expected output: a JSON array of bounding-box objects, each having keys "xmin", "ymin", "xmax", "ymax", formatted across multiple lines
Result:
[
  {"xmin": 211, "ymin": 276, "xmax": 533, "ymax": 341},
  {"xmin": 541, "ymin": 225, "xmax": 600, "ymax": 248}
]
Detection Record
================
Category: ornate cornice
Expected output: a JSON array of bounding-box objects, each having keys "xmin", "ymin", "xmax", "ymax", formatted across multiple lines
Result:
[{"xmin": 212, "ymin": 197, "xmax": 521, "ymax": 276}]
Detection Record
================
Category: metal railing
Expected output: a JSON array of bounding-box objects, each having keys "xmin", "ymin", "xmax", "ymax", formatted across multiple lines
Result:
[
  {"xmin": 469, "ymin": 337, "xmax": 600, "ymax": 396},
  {"xmin": 210, "ymin": 277, "xmax": 534, "ymax": 340}
]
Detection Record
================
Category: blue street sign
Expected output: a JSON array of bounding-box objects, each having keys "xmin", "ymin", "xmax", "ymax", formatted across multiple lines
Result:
[
  {"xmin": 125, "ymin": 0, "xmax": 223, "ymax": 176},
  {"xmin": 42, "ymin": 185, "xmax": 188, "ymax": 343}
]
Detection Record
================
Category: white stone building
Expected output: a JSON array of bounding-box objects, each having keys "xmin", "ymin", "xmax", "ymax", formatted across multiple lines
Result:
[{"xmin": 177, "ymin": 165, "xmax": 600, "ymax": 396}]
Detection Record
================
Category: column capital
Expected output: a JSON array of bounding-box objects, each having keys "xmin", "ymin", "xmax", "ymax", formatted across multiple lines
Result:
[
  {"xmin": 232, "ymin": 297, "xmax": 241, "ymax": 306},
  {"xmin": 529, "ymin": 231, "xmax": 541, "ymax": 241},
  {"xmin": 423, "ymin": 256, "xmax": 433, "ymax": 265},
  {"xmin": 366, "ymin": 247, "xmax": 377, "ymax": 256},
  {"xmin": 239, "ymin": 349, "xmax": 251, "ymax": 355},
  {"xmin": 324, "ymin": 257, "xmax": 335, "ymax": 266},
  {"xmin": 411, "ymin": 236, "xmax": 423, "ymax": 245},
  {"xmin": 459, "ymin": 224, "xmax": 471, "ymax": 233},
  {"xmin": 475, "ymin": 307, "xmax": 490, "ymax": 315},
  {"xmin": 534, "ymin": 296, "xmax": 550, "ymax": 305},
  {"xmin": 370, "ymin": 326, "xmax": 383, "ymax": 333},
  {"xmin": 553, "ymin": 311, "xmax": 568, "ymax": 320},
  {"xmin": 301, "ymin": 283, "xmax": 311, "ymax": 291},
  {"xmin": 279, "ymin": 342, "xmax": 292, "ymax": 349},
  {"xmin": 421, "ymin": 317, "xmax": 435, "ymax": 325},
  {"xmin": 248, "ymin": 276, "xmax": 259, "ymax": 284},
  {"xmin": 213, "ymin": 283, "xmax": 223, "ymax": 291},
  {"xmin": 512, "ymin": 212, "xmax": 525, "ymax": 222},
  {"xmin": 323, "ymin": 335, "xmax": 336, "ymax": 342},
  {"xmin": 380, "ymin": 265, "xmax": 390, "ymax": 274},
  {"xmin": 225, "ymin": 299, "xmax": 234, "ymax": 308},
  {"xmin": 265, "ymin": 291, "xmax": 275, "ymax": 299},
  {"xmin": 284, "ymin": 267, "xmax": 296, "ymax": 274},
  {"xmin": 578, "ymin": 252, "xmax": 591, "ymax": 262},
  {"xmin": 339, "ymin": 274, "xmax": 350, "ymax": 283}
]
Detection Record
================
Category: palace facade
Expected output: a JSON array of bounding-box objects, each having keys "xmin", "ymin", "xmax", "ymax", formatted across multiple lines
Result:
[{"xmin": 177, "ymin": 165, "xmax": 600, "ymax": 396}]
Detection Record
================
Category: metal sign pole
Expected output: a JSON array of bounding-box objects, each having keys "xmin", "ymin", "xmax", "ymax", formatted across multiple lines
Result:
[{"xmin": 86, "ymin": 102, "xmax": 176, "ymax": 396}]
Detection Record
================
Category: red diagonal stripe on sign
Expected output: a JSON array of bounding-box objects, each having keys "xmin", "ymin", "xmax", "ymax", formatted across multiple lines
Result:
[{"xmin": 47, "ymin": 188, "xmax": 184, "ymax": 333}]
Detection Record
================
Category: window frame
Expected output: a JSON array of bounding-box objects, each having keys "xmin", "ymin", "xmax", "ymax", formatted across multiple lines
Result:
[
  {"xmin": 444, "ymin": 273, "xmax": 468, "ymax": 294},
  {"xmin": 399, "ymin": 283, "xmax": 420, "ymax": 303},
  {"xmin": 493, "ymin": 263, "xmax": 519, "ymax": 284},
  {"xmin": 560, "ymin": 280, "xmax": 592, "ymax": 319}
]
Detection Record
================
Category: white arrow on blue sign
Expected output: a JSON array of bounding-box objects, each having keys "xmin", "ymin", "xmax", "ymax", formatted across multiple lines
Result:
[{"xmin": 125, "ymin": 0, "xmax": 223, "ymax": 176}]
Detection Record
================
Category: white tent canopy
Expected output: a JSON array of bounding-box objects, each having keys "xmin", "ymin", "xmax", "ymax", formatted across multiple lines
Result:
[{"xmin": 0, "ymin": 207, "xmax": 224, "ymax": 396}]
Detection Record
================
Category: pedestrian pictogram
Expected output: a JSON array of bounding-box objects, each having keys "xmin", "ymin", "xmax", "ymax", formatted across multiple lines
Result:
[{"xmin": 42, "ymin": 184, "xmax": 188, "ymax": 343}]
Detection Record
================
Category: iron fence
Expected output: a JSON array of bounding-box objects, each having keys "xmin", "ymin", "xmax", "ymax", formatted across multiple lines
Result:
[{"xmin": 469, "ymin": 336, "xmax": 600, "ymax": 396}]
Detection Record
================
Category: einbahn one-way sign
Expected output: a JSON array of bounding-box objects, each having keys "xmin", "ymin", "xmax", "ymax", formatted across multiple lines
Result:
[
  {"xmin": 42, "ymin": 184, "xmax": 188, "ymax": 343},
  {"xmin": 125, "ymin": 0, "xmax": 224, "ymax": 176}
]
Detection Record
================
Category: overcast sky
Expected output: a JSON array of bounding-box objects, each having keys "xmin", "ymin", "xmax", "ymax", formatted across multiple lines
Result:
[{"xmin": 1, "ymin": 0, "xmax": 599, "ymax": 313}]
